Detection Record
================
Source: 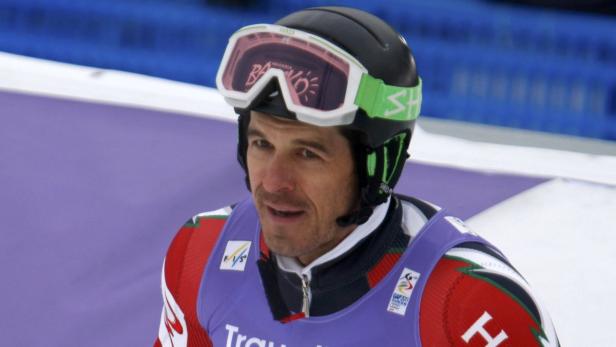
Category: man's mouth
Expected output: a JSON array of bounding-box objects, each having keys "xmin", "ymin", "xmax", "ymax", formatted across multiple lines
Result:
[{"xmin": 266, "ymin": 204, "xmax": 305, "ymax": 221}]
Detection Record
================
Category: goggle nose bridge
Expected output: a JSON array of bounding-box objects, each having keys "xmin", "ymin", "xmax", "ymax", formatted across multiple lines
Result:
[{"xmin": 241, "ymin": 67, "xmax": 301, "ymax": 110}]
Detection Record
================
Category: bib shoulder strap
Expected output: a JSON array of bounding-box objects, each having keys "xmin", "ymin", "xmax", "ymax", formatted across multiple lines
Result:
[{"xmin": 196, "ymin": 198, "xmax": 263, "ymax": 329}]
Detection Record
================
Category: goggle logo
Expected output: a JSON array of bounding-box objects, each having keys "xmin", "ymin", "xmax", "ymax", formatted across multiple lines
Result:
[{"xmin": 246, "ymin": 61, "xmax": 320, "ymax": 103}]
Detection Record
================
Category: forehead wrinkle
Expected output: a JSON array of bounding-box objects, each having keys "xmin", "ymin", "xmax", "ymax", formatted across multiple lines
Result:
[
  {"xmin": 246, "ymin": 126, "xmax": 265, "ymax": 139},
  {"xmin": 249, "ymin": 112, "xmax": 342, "ymax": 153}
]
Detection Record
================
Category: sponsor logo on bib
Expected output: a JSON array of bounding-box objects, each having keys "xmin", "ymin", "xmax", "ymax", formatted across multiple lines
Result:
[
  {"xmin": 225, "ymin": 324, "xmax": 324, "ymax": 347},
  {"xmin": 220, "ymin": 240, "xmax": 252, "ymax": 271},
  {"xmin": 387, "ymin": 267, "xmax": 420, "ymax": 316}
]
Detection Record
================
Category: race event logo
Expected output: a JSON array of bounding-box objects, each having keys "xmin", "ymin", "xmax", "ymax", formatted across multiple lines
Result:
[
  {"xmin": 387, "ymin": 267, "xmax": 420, "ymax": 316},
  {"xmin": 220, "ymin": 240, "xmax": 252, "ymax": 271},
  {"xmin": 245, "ymin": 61, "xmax": 320, "ymax": 104}
]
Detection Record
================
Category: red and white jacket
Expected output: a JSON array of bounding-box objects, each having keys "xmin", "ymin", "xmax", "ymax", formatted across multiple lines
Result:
[{"xmin": 155, "ymin": 197, "xmax": 558, "ymax": 346}]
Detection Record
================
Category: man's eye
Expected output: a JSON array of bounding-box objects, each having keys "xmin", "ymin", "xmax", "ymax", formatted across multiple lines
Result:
[
  {"xmin": 252, "ymin": 139, "xmax": 271, "ymax": 149},
  {"xmin": 300, "ymin": 149, "xmax": 319, "ymax": 159}
]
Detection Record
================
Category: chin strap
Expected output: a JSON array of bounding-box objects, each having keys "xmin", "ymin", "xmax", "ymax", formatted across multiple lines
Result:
[
  {"xmin": 335, "ymin": 183, "xmax": 390, "ymax": 227},
  {"xmin": 336, "ymin": 204, "xmax": 374, "ymax": 227}
]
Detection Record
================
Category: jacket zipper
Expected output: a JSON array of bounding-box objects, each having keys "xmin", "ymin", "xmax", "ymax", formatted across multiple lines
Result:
[{"xmin": 301, "ymin": 274, "xmax": 311, "ymax": 317}]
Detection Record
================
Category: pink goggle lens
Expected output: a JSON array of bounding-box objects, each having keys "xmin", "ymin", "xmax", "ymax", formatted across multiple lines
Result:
[{"xmin": 222, "ymin": 32, "xmax": 350, "ymax": 111}]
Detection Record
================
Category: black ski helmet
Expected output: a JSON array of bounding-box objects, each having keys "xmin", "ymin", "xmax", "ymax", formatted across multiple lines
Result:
[{"xmin": 235, "ymin": 6, "xmax": 421, "ymax": 225}]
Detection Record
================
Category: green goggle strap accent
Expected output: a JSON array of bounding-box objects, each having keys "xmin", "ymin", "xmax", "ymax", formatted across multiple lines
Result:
[{"xmin": 355, "ymin": 74, "xmax": 422, "ymax": 122}]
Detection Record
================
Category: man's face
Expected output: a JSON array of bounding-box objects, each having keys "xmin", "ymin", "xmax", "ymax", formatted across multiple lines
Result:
[{"xmin": 246, "ymin": 111, "xmax": 359, "ymax": 265}]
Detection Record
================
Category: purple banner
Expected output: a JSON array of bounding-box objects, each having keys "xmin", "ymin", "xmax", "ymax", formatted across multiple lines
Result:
[{"xmin": 0, "ymin": 91, "xmax": 546, "ymax": 346}]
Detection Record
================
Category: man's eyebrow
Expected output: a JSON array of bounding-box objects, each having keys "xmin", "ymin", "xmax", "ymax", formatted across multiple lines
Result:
[
  {"xmin": 293, "ymin": 139, "xmax": 330, "ymax": 155},
  {"xmin": 246, "ymin": 126, "xmax": 331, "ymax": 155},
  {"xmin": 246, "ymin": 127, "xmax": 265, "ymax": 138}
]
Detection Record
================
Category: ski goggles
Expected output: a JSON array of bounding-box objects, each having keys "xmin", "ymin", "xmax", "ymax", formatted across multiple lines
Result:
[{"xmin": 216, "ymin": 24, "xmax": 422, "ymax": 127}]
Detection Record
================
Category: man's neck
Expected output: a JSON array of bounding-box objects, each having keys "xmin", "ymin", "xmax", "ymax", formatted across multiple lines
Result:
[
  {"xmin": 276, "ymin": 196, "xmax": 392, "ymax": 280},
  {"xmin": 297, "ymin": 224, "xmax": 356, "ymax": 266}
]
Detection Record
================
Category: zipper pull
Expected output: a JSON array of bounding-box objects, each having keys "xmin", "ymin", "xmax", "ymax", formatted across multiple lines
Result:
[{"xmin": 301, "ymin": 274, "xmax": 311, "ymax": 317}]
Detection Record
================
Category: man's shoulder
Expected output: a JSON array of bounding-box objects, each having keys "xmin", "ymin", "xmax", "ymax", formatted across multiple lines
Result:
[
  {"xmin": 169, "ymin": 205, "xmax": 234, "ymax": 255},
  {"xmin": 394, "ymin": 194, "xmax": 440, "ymax": 238},
  {"xmin": 168, "ymin": 204, "xmax": 233, "ymax": 249},
  {"xmin": 396, "ymin": 194, "xmax": 440, "ymax": 218},
  {"xmin": 164, "ymin": 205, "xmax": 234, "ymax": 291},
  {"xmin": 158, "ymin": 206, "xmax": 231, "ymax": 347},
  {"xmin": 184, "ymin": 205, "xmax": 234, "ymax": 227},
  {"xmin": 420, "ymin": 243, "xmax": 559, "ymax": 346}
]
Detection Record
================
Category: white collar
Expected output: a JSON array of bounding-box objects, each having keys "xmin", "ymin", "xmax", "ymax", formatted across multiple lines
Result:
[{"xmin": 276, "ymin": 196, "xmax": 392, "ymax": 281}]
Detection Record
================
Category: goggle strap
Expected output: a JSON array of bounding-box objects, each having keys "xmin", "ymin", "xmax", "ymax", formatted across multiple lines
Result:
[{"xmin": 355, "ymin": 74, "xmax": 422, "ymax": 122}]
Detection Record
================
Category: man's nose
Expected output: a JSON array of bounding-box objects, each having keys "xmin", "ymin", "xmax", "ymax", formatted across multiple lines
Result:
[{"xmin": 261, "ymin": 153, "xmax": 295, "ymax": 193}]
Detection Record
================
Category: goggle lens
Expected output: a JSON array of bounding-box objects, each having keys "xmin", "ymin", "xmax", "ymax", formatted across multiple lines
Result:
[{"xmin": 221, "ymin": 32, "xmax": 350, "ymax": 111}]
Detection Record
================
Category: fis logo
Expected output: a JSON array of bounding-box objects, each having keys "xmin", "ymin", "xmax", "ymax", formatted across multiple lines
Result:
[
  {"xmin": 220, "ymin": 241, "xmax": 252, "ymax": 271},
  {"xmin": 387, "ymin": 267, "xmax": 420, "ymax": 316}
]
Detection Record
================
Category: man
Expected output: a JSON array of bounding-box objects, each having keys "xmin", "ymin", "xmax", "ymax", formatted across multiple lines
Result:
[{"xmin": 156, "ymin": 7, "xmax": 559, "ymax": 347}]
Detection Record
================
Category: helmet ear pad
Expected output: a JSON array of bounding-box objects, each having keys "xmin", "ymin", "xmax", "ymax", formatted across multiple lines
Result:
[
  {"xmin": 237, "ymin": 110, "xmax": 252, "ymax": 192},
  {"xmin": 336, "ymin": 128, "xmax": 411, "ymax": 226},
  {"xmin": 356, "ymin": 129, "xmax": 412, "ymax": 206}
]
